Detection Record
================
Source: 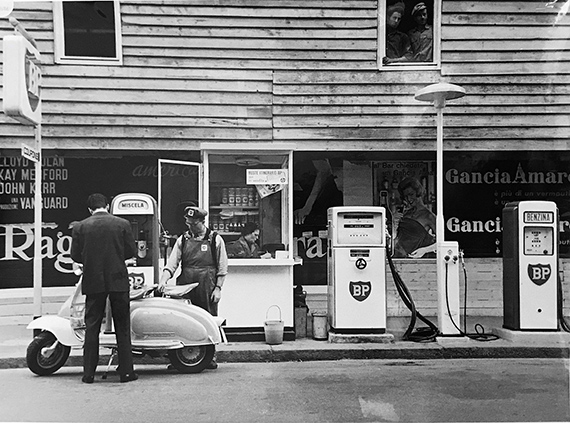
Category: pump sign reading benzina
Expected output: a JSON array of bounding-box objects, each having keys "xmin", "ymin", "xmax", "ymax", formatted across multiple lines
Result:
[{"xmin": 3, "ymin": 35, "xmax": 41, "ymax": 125}]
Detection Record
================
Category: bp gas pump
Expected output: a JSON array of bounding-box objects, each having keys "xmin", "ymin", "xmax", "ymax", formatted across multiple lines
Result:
[
  {"xmin": 503, "ymin": 200, "xmax": 558, "ymax": 330},
  {"xmin": 110, "ymin": 193, "xmax": 160, "ymax": 288},
  {"xmin": 327, "ymin": 206, "xmax": 386, "ymax": 333}
]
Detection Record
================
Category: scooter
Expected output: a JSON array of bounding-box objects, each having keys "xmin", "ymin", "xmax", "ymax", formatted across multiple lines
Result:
[{"xmin": 26, "ymin": 274, "xmax": 226, "ymax": 376}]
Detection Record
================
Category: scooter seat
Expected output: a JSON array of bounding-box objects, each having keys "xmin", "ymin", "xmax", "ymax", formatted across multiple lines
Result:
[
  {"xmin": 130, "ymin": 288, "xmax": 146, "ymax": 301},
  {"xmin": 130, "ymin": 285, "xmax": 155, "ymax": 301}
]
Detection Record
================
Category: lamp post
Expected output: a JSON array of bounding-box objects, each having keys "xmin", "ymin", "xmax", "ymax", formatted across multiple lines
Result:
[
  {"xmin": 415, "ymin": 82, "xmax": 465, "ymax": 243},
  {"xmin": 415, "ymin": 82, "xmax": 465, "ymax": 336}
]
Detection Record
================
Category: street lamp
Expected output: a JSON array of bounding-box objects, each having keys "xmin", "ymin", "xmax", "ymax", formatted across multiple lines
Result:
[
  {"xmin": 415, "ymin": 82, "xmax": 466, "ymax": 336},
  {"xmin": 415, "ymin": 82, "xmax": 465, "ymax": 243}
]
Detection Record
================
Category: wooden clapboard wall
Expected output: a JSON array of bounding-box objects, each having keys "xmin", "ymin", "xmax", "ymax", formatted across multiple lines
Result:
[
  {"xmin": 273, "ymin": 0, "xmax": 570, "ymax": 151},
  {"xmin": 0, "ymin": 0, "xmax": 568, "ymax": 151}
]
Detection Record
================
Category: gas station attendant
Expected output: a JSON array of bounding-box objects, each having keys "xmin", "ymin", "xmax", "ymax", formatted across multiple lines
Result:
[{"xmin": 158, "ymin": 206, "xmax": 228, "ymax": 317}]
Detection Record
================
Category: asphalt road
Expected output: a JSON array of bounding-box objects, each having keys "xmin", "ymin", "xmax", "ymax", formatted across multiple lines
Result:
[{"xmin": 1, "ymin": 358, "xmax": 569, "ymax": 422}]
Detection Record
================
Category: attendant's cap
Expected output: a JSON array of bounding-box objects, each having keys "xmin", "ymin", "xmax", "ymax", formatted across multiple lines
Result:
[
  {"xmin": 184, "ymin": 206, "xmax": 208, "ymax": 219},
  {"xmin": 412, "ymin": 2, "xmax": 427, "ymax": 16}
]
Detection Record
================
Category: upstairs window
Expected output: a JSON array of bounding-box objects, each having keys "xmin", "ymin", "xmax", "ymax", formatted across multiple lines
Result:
[
  {"xmin": 53, "ymin": 1, "xmax": 122, "ymax": 65},
  {"xmin": 378, "ymin": 0, "xmax": 440, "ymax": 70}
]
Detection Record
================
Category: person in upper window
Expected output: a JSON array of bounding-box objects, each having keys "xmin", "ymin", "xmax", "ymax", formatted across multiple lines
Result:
[
  {"xmin": 382, "ymin": 2, "xmax": 413, "ymax": 65},
  {"xmin": 408, "ymin": 2, "xmax": 433, "ymax": 62}
]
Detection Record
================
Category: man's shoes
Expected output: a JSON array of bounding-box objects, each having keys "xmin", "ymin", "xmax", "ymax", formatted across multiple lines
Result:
[
  {"xmin": 206, "ymin": 359, "xmax": 218, "ymax": 370},
  {"xmin": 120, "ymin": 372, "xmax": 139, "ymax": 383},
  {"xmin": 81, "ymin": 375, "xmax": 94, "ymax": 384}
]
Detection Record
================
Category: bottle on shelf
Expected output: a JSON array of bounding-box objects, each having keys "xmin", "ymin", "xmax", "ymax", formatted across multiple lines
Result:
[
  {"xmin": 248, "ymin": 187, "xmax": 255, "ymax": 207},
  {"xmin": 234, "ymin": 188, "xmax": 240, "ymax": 206},
  {"xmin": 228, "ymin": 187, "xmax": 235, "ymax": 207},
  {"xmin": 221, "ymin": 188, "xmax": 228, "ymax": 205}
]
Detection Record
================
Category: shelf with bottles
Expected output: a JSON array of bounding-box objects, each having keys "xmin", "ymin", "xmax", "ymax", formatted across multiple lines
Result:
[
  {"xmin": 209, "ymin": 210, "xmax": 260, "ymax": 235},
  {"xmin": 210, "ymin": 206, "xmax": 259, "ymax": 211},
  {"xmin": 210, "ymin": 185, "xmax": 260, "ymax": 209}
]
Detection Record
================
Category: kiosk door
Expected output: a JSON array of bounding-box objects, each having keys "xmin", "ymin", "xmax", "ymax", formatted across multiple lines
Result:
[{"xmin": 158, "ymin": 159, "xmax": 201, "ymax": 237}]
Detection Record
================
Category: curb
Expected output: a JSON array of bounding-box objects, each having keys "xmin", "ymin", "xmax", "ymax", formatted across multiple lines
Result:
[{"xmin": 2, "ymin": 345, "xmax": 569, "ymax": 370}]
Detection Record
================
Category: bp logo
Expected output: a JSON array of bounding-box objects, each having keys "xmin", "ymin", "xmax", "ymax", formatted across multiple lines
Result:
[
  {"xmin": 349, "ymin": 281, "xmax": 371, "ymax": 302},
  {"xmin": 527, "ymin": 263, "xmax": 552, "ymax": 286},
  {"xmin": 129, "ymin": 272, "xmax": 145, "ymax": 289},
  {"xmin": 24, "ymin": 47, "xmax": 40, "ymax": 111}
]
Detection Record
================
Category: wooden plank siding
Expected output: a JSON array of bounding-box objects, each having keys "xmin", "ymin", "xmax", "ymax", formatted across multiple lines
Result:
[
  {"xmin": 1, "ymin": 1, "xmax": 568, "ymax": 151},
  {"xmin": 272, "ymin": 0, "xmax": 570, "ymax": 151}
]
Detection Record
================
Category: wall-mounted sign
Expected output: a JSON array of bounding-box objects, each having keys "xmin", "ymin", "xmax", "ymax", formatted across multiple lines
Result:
[
  {"xmin": 246, "ymin": 169, "xmax": 288, "ymax": 185},
  {"xmin": 256, "ymin": 183, "xmax": 284, "ymax": 198},
  {"xmin": 3, "ymin": 35, "xmax": 42, "ymax": 125}
]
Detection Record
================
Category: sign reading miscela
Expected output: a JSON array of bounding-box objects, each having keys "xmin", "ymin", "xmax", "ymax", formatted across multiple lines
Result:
[{"xmin": 116, "ymin": 198, "xmax": 151, "ymax": 214}]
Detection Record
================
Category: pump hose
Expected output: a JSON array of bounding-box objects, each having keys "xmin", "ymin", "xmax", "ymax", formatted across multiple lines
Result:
[
  {"xmin": 386, "ymin": 250, "xmax": 439, "ymax": 342},
  {"xmin": 446, "ymin": 260, "xmax": 499, "ymax": 342}
]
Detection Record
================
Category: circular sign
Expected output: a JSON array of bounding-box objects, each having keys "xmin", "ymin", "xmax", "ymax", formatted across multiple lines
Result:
[
  {"xmin": 0, "ymin": 1, "xmax": 14, "ymax": 18},
  {"xmin": 355, "ymin": 258, "xmax": 367, "ymax": 270}
]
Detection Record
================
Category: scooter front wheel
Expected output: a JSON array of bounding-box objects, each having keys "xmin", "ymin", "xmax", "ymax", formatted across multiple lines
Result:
[
  {"xmin": 167, "ymin": 344, "xmax": 215, "ymax": 374},
  {"xmin": 26, "ymin": 331, "xmax": 71, "ymax": 376}
]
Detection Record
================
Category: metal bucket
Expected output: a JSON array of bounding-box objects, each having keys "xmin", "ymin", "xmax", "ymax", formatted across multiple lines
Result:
[
  {"xmin": 264, "ymin": 305, "xmax": 284, "ymax": 345},
  {"xmin": 312, "ymin": 310, "xmax": 328, "ymax": 340}
]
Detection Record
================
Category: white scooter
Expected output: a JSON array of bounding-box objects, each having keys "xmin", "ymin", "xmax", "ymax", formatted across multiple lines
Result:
[{"xmin": 26, "ymin": 273, "xmax": 227, "ymax": 376}]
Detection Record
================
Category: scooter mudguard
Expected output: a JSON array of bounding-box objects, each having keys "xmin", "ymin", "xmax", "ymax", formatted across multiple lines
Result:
[
  {"xmin": 130, "ymin": 298, "xmax": 222, "ymax": 346},
  {"xmin": 27, "ymin": 315, "xmax": 82, "ymax": 348}
]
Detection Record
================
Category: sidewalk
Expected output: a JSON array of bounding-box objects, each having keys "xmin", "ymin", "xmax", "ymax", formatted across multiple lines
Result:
[{"xmin": 2, "ymin": 322, "xmax": 569, "ymax": 370}]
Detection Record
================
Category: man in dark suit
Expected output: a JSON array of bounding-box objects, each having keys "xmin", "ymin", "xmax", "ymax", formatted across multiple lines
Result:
[{"xmin": 71, "ymin": 193, "xmax": 138, "ymax": 384}]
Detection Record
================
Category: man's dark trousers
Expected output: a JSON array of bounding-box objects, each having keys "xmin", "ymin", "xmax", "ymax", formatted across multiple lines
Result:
[{"xmin": 83, "ymin": 291, "xmax": 133, "ymax": 377}]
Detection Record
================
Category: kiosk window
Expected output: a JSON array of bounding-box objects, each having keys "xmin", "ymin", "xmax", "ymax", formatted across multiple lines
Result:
[{"xmin": 207, "ymin": 153, "xmax": 290, "ymax": 258}]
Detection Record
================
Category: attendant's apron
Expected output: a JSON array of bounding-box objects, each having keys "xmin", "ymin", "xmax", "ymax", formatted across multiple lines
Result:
[{"xmin": 177, "ymin": 235, "xmax": 218, "ymax": 316}]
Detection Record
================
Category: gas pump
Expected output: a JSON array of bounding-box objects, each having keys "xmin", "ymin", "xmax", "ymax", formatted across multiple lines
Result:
[
  {"xmin": 110, "ymin": 193, "xmax": 160, "ymax": 288},
  {"xmin": 327, "ymin": 207, "xmax": 386, "ymax": 333},
  {"xmin": 503, "ymin": 201, "xmax": 558, "ymax": 330}
]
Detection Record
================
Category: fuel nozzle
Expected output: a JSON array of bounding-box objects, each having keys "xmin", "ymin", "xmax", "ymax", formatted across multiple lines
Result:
[{"xmin": 137, "ymin": 230, "xmax": 148, "ymax": 259}]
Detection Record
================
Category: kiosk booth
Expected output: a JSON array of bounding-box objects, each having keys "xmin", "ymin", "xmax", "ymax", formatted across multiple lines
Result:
[{"xmin": 158, "ymin": 143, "xmax": 300, "ymax": 340}]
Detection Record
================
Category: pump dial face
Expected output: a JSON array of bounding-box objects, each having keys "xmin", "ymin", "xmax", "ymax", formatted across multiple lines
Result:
[{"xmin": 523, "ymin": 226, "xmax": 553, "ymax": 255}]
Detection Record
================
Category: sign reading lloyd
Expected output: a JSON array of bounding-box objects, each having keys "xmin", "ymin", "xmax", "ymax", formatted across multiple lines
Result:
[{"xmin": 3, "ymin": 35, "xmax": 41, "ymax": 125}]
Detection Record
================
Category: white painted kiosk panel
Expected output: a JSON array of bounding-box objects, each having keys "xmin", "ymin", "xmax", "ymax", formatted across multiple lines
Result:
[{"xmin": 218, "ymin": 260, "xmax": 296, "ymax": 327}]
